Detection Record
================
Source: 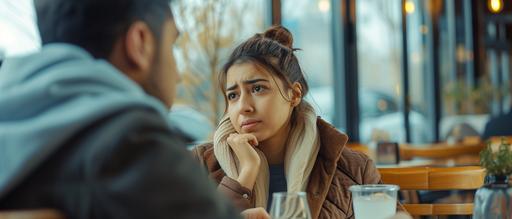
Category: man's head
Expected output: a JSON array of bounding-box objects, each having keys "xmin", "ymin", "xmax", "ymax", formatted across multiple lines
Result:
[{"xmin": 34, "ymin": 0, "xmax": 180, "ymax": 108}]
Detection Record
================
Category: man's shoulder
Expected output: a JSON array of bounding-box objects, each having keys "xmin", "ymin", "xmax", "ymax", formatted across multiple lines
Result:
[
  {"xmin": 102, "ymin": 107, "xmax": 166, "ymax": 128},
  {"xmin": 483, "ymin": 113, "xmax": 512, "ymax": 139},
  {"xmin": 92, "ymin": 107, "xmax": 174, "ymax": 136},
  {"xmin": 488, "ymin": 113, "xmax": 512, "ymax": 126},
  {"xmin": 74, "ymin": 107, "xmax": 186, "ymax": 153}
]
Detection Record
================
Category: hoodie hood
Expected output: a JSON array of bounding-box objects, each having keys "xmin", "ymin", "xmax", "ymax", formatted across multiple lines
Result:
[{"xmin": 0, "ymin": 43, "xmax": 169, "ymax": 197}]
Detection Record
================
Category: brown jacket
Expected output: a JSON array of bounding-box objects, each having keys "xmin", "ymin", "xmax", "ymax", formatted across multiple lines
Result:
[{"xmin": 193, "ymin": 119, "xmax": 388, "ymax": 219}]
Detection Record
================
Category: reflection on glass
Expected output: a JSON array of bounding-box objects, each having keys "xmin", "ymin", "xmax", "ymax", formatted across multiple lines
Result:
[
  {"xmin": 439, "ymin": 0, "xmax": 488, "ymax": 141},
  {"xmin": 405, "ymin": 0, "xmax": 431, "ymax": 143},
  {"xmin": 356, "ymin": 0, "xmax": 405, "ymax": 143},
  {"xmin": 282, "ymin": 0, "xmax": 334, "ymax": 123}
]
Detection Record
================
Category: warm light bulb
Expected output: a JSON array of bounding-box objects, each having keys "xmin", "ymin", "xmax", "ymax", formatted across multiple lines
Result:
[
  {"xmin": 405, "ymin": 0, "xmax": 415, "ymax": 14},
  {"xmin": 489, "ymin": 0, "xmax": 503, "ymax": 13},
  {"xmin": 318, "ymin": 0, "xmax": 330, "ymax": 13}
]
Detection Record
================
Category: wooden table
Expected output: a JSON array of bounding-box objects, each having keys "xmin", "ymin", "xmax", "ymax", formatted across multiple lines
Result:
[{"xmin": 377, "ymin": 155, "xmax": 480, "ymax": 169}]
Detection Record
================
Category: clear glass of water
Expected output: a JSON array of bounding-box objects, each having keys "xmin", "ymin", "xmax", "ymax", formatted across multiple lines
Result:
[
  {"xmin": 349, "ymin": 184, "xmax": 399, "ymax": 219},
  {"xmin": 269, "ymin": 192, "xmax": 312, "ymax": 219}
]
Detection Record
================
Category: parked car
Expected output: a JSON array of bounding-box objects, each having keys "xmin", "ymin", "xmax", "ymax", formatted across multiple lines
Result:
[{"xmin": 307, "ymin": 86, "xmax": 428, "ymax": 143}]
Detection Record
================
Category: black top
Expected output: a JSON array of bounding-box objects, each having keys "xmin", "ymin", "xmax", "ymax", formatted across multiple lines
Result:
[
  {"xmin": 267, "ymin": 164, "xmax": 287, "ymax": 211},
  {"xmin": 482, "ymin": 111, "xmax": 512, "ymax": 140}
]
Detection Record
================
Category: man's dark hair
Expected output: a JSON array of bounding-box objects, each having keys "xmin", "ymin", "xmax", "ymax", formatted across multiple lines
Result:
[{"xmin": 34, "ymin": 0, "xmax": 173, "ymax": 59}]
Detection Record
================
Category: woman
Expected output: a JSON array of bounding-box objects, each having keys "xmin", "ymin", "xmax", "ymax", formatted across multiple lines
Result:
[{"xmin": 193, "ymin": 26, "xmax": 384, "ymax": 219}]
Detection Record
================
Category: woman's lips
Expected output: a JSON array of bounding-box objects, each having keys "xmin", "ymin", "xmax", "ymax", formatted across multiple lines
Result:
[{"xmin": 241, "ymin": 120, "xmax": 261, "ymax": 131}]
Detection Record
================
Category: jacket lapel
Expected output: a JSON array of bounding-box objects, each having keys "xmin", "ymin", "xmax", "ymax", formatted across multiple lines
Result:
[{"xmin": 307, "ymin": 118, "xmax": 348, "ymax": 219}]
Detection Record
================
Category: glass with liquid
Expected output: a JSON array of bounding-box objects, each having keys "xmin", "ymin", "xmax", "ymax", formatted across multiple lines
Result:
[{"xmin": 349, "ymin": 184, "xmax": 399, "ymax": 219}]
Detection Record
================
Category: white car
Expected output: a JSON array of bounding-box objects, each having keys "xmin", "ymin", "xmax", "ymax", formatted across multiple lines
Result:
[{"xmin": 307, "ymin": 86, "xmax": 428, "ymax": 143}]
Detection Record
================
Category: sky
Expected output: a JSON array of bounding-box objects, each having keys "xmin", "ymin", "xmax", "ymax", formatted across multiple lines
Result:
[{"xmin": 0, "ymin": 0, "xmax": 41, "ymax": 58}]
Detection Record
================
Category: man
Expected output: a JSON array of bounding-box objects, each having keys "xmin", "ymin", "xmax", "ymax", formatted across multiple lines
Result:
[
  {"xmin": 0, "ymin": 0, "xmax": 254, "ymax": 218},
  {"xmin": 482, "ymin": 110, "xmax": 512, "ymax": 140},
  {"xmin": 482, "ymin": 83, "xmax": 512, "ymax": 140}
]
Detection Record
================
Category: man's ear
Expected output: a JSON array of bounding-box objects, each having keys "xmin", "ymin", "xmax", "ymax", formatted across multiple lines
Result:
[
  {"xmin": 290, "ymin": 82, "xmax": 303, "ymax": 107},
  {"xmin": 124, "ymin": 21, "xmax": 156, "ymax": 82}
]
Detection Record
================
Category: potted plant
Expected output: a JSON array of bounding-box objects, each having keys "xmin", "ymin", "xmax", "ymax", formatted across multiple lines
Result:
[{"xmin": 473, "ymin": 138, "xmax": 512, "ymax": 218}]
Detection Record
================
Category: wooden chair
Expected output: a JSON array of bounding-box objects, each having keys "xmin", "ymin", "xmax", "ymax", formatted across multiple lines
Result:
[
  {"xmin": 487, "ymin": 136, "xmax": 512, "ymax": 147},
  {"xmin": 399, "ymin": 142, "xmax": 484, "ymax": 161},
  {"xmin": 487, "ymin": 136, "xmax": 512, "ymax": 142},
  {"xmin": 0, "ymin": 209, "xmax": 65, "ymax": 219},
  {"xmin": 378, "ymin": 166, "xmax": 485, "ymax": 216}
]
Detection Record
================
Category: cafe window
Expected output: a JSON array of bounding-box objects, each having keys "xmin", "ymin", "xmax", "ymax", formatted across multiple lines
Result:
[
  {"xmin": 171, "ymin": 0, "xmax": 268, "ymax": 142},
  {"xmin": 282, "ymin": 0, "xmax": 336, "ymax": 123},
  {"xmin": 404, "ymin": 0, "xmax": 441, "ymax": 143},
  {"xmin": 437, "ymin": 0, "xmax": 493, "ymax": 141},
  {"xmin": 356, "ymin": 0, "xmax": 406, "ymax": 143}
]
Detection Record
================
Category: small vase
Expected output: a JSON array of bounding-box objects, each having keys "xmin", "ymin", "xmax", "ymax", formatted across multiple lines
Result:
[{"xmin": 473, "ymin": 175, "xmax": 512, "ymax": 219}]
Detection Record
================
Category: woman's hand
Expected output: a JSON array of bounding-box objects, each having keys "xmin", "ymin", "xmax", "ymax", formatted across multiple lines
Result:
[
  {"xmin": 241, "ymin": 207, "xmax": 270, "ymax": 219},
  {"xmin": 227, "ymin": 133, "xmax": 260, "ymax": 190}
]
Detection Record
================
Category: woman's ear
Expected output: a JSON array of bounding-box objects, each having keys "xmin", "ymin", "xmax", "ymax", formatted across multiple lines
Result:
[{"xmin": 290, "ymin": 82, "xmax": 303, "ymax": 107}]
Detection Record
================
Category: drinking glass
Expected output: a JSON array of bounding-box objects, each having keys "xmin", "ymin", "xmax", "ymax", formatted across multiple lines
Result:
[
  {"xmin": 349, "ymin": 184, "xmax": 399, "ymax": 219},
  {"xmin": 269, "ymin": 192, "xmax": 312, "ymax": 219}
]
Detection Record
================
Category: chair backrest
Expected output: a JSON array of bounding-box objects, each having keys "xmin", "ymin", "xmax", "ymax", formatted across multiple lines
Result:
[
  {"xmin": 399, "ymin": 142, "xmax": 484, "ymax": 160},
  {"xmin": 487, "ymin": 136, "xmax": 512, "ymax": 145},
  {"xmin": 0, "ymin": 209, "xmax": 65, "ymax": 219},
  {"xmin": 378, "ymin": 166, "xmax": 485, "ymax": 216}
]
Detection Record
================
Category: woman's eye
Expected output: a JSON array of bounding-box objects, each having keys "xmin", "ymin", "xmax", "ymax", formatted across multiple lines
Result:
[
  {"xmin": 227, "ymin": 93, "xmax": 237, "ymax": 100},
  {"xmin": 252, "ymin": 85, "xmax": 264, "ymax": 93}
]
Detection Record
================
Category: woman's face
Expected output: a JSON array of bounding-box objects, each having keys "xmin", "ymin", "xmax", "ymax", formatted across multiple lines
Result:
[{"xmin": 225, "ymin": 62, "xmax": 294, "ymax": 142}]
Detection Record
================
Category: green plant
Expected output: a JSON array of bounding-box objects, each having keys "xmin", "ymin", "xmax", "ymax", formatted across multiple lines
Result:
[
  {"xmin": 480, "ymin": 138, "xmax": 512, "ymax": 176},
  {"xmin": 443, "ymin": 77, "xmax": 510, "ymax": 115}
]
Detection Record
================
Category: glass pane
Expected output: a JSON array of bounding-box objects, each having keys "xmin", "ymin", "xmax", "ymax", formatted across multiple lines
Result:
[
  {"xmin": 0, "ymin": 0, "xmax": 40, "ymax": 58},
  {"xmin": 356, "ymin": 0, "xmax": 405, "ymax": 143},
  {"xmin": 282, "ymin": 0, "xmax": 335, "ymax": 124},
  {"xmin": 405, "ymin": 0, "xmax": 433, "ymax": 143},
  {"xmin": 171, "ymin": 0, "xmax": 267, "ymax": 142},
  {"xmin": 438, "ymin": 0, "xmax": 487, "ymax": 141}
]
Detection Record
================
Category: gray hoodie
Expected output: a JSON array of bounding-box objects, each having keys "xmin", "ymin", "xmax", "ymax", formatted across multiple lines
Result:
[{"xmin": 0, "ymin": 43, "xmax": 168, "ymax": 197}]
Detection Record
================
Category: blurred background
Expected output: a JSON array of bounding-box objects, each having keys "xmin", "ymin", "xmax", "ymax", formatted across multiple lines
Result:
[{"xmin": 1, "ymin": 0, "xmax": 511, "ymax": 145}]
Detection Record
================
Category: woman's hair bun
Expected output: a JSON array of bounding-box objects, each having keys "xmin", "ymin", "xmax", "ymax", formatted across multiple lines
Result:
[{"xmin": 262, "ymin": 25, "xmax": 293, "ymax": 49}]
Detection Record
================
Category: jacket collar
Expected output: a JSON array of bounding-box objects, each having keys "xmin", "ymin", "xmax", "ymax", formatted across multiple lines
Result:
[
  {"xmin": 316, "ymin": 118, "xmax": 348, "ymax": 163},
  {"xmin": 306, "ymin": 118, "xmax": 348, "ymax": 219}
]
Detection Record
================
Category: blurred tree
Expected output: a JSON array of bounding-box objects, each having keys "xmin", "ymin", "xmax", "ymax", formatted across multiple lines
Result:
[{"xmin": 172, "ymin": 0, "xmax": 263, "ymax": 128}]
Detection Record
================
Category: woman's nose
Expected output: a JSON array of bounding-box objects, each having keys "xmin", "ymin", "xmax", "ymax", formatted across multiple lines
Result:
[{"xmin": 238, "ymin": 93, "xmax": 254, "ymax": 113}]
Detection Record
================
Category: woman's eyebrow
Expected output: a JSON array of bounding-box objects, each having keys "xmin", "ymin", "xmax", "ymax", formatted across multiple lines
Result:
[{"xmin": 226, "ymin": 78, "xmax": 269, "ymax": 91}]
